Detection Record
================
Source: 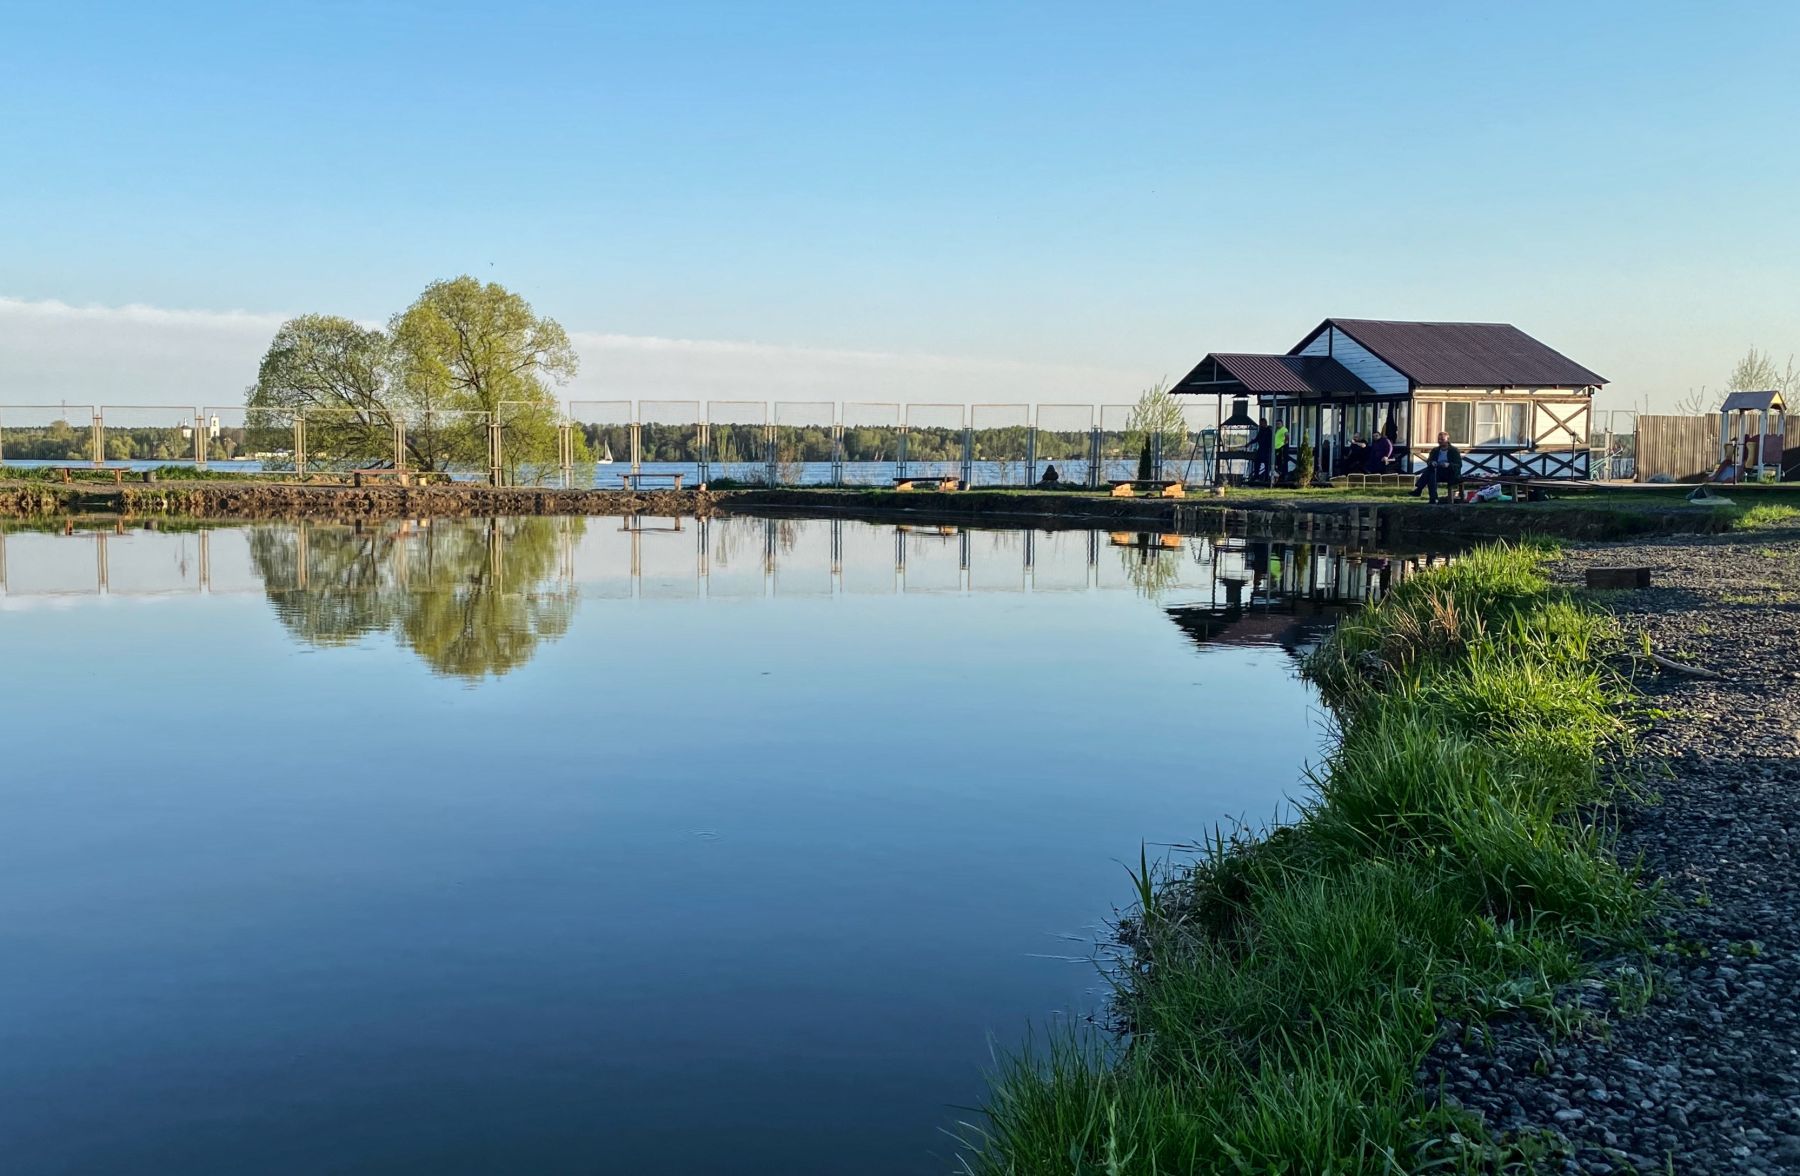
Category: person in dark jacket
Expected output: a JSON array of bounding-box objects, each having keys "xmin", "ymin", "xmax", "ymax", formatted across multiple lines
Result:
[
  {"xmin": 1250, "ymin": 422, "xmax": 1273, "ymax": 483},
  {"xmin": 1411, "ymin": 431, "xmax": 1462, "ymax": 503},
  {"xmin": 1365, "ymin": 432, "xmax": 1394, "ymax": 473}
]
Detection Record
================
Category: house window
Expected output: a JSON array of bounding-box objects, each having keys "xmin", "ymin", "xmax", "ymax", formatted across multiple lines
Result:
[
  {"xmin": 1474, "ymin": 402, "xmax": 1528, "ymax": 446},
  {"xmin": 1416, "ymin": 400, "xmax": 1527, "ymax": 447}
]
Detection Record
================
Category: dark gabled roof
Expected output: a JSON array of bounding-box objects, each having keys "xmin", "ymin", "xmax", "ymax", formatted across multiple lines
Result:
[
  {"xmin": 1291, "ymin": 319, "xmax": 1607, "ymax": 388},
  {"xmin": 1173, "ymin": 353, "xmax": 1375, "ymax": 397},
  {"xmin": 1719, "ymin": 389, "xmax": 1783, "ymax": 413}
]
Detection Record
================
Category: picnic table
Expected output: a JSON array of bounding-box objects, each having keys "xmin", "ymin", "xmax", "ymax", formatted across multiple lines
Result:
[
  {"xmin": 892, "ymin": 474, "xmax": 960, "ymax": 492},
  {"xmin": 1107, "ymin": 479, "xmax": 1185, "ymax": 499}
]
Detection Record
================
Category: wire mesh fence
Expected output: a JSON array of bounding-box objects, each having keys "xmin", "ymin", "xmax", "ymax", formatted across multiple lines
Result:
[
  {"xmin": 969, "ymin": 403, "xmax": 1030, "ymax": 486},
  {"xmin": 1033, "ymin": 404, "xmax": 1094, "ymax": 487},
  {"xmin": 638, "ymin": 400, "xmax": 703, "ymax": 474},
  {"xmin": 1097, "ymin": 404, "xmax": 1141, "ymax": 484},
  {"xmin": 705, "ymin": 400, "xmax": 768, "ymax": 483},
  {"xmin": 495, "ymin": 401, "xmax": 566, "ymax": 486},
  {"xmin": 0, "ymin": 398, "xmax": 1272, "ymax": 487},
  {"xmin": 841, "ymin": 403, "xmax": 901, "ymax": 485},
  {"xmin": 903, "ymin": 403, "xmax": 964, "ymax": 479},
  {"xmin": 0, "ymin": 404, "xmax": 100, "ymax": 466},
  {"xmin": 567, "ymin": 400, "xmax": 633, "ymax": 483},
  {"xmin": 100, "ymin": 405, "xmax": 204, "ymax": 466},
  {"xmin": 773, "ymin": 401, "xmax": 837, "ymax": 485},
  {"xmin": 202, "ymin": 406, "xmax": 286, "ymax": 471}
]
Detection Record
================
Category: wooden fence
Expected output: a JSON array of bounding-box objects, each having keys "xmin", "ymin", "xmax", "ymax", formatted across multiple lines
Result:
[{"xmin": 1636, "ymin": 414, "xmax": 1799, "ymax": 482}]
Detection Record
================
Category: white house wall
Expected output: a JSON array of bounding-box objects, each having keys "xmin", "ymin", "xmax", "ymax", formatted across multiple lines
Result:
[{"xmin": 1295, "ymin": 327, "xmax": 1408, "ymax": 394}]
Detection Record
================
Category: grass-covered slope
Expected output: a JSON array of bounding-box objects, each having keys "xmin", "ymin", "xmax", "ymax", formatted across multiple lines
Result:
[{"xmin": 963, "ymin": 543, "xmax": 1649, "ymax": 1174}]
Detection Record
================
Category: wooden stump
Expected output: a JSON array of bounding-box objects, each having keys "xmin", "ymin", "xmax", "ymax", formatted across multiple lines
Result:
[{"xmin": 1586, "ymin": 566, "xmax": 1652, "ymax": 589}]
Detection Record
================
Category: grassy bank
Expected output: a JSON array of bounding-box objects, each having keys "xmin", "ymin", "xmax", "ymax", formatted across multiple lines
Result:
[{"xmin": 962, "ymin": 544, "xmax": 1649, "ymax": 1173}]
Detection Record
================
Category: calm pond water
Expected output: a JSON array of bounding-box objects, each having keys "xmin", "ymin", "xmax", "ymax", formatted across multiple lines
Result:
[{"xmin": 0, "ymin": 516, "xmax": 1435, "ymax": 1175}]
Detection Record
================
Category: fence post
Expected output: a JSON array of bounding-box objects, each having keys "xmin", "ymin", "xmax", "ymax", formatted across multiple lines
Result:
[
  {"xmin": 195, "ymin": 412, "xmax": 208, "ymax": 470},
  {"xmin": 630, "ymin": 418, "xmax": 642, "ymax": 474},
  {"xmin": 295, "ymin": 414, "xmax": 307, "ymax": 477},
  {"xmin": 697, "ymin": 419, "xmax": 710, "ymax": 485},
  {"xmin": 831, "ymin": 422, "xmax": 844, "ymax": 486},
  {"xmin": 1087, "ymin": 427, "xmax": 1102, "ymax": 487},
  {"xmin": 1025, "ymin": 426, "xmax": 1036, "ymax": 485},
  {"xmin": 897, "ymin": 424, "xmax": 909, "ymax": 478},
  {"xmin": 91, "ymin": 411, "xmax": 104, "ymax": 467},
  {"xmin": 961, "ymin": 426, "xmax": 973, "ymax": 486},
  {"xmin": 765, "ymin": 421, "xmax": 777, "ymax": 486},
  {"xmin": 395, "ymin": 418, "xmax": 408, "ymax": 474},
  {"xmin": 487, "ymin": 416, "xmax": 503, "ymax": 485}
]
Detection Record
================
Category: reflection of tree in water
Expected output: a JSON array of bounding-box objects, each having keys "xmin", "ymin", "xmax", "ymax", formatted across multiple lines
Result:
[
  {"xmin": 1115, "ymin": 534, "xmax": 1187, "ymax": 598},
  {"xmin": 249, "ymin": 517, "xmax": 583, "ymax": 679}
]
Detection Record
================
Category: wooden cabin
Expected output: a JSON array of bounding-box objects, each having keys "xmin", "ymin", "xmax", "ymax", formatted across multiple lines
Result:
[{"xmin": 1173, "ymin": 318, "xmax": 1607, "ymax": 480}]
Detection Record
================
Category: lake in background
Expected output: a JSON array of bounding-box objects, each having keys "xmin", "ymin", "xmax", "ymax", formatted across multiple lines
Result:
[{"xmin": 0, "ymin": 516, "xmax": 1431, "ymax": 1174}]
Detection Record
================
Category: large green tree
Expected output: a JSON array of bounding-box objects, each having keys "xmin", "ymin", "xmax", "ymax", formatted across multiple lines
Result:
[
  {"xmin": 247, "ymin": 314, "xmax": 399, "ymax": 468},
  {"xmin": 390, "ymin": 277, "xmax": 580, "ymax": 482}
]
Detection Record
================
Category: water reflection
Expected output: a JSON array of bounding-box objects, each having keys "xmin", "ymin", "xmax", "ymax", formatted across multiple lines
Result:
[
  {"xmin": 250, "ymin": 519, "xmax": 580, "ymax": 679},
  {"xmin": 0, "ymin": 512, "xmax": 1440, "ymax": 1175},
  {"xmin": 0, "ymin": 516, "xmax": 1450, "ymax": 677}
]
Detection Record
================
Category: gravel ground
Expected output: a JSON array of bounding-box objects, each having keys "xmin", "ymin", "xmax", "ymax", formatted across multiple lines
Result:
[{"xmin": 1427, "ymin": 529, "xmax": 1800, "ymax": 1173}]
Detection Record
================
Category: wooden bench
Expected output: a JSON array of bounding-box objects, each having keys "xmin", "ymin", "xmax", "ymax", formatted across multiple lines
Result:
[
  {"xmin": 892, "ymin": 474, "xmax": 960, "ymax": 492},
  {"xmin": 1340, "ymin": 472, "xmax": 1413, "ymax": 489},
  {"xmin": 52, "ymin": 466, "xmax": 128, "ymax": 485},
  {"xmin": 1108, "ymin": 479, "xmax": 1185, "ymax": 498},
  {"xmin": 619, "ymin": 472, "xmax": 685, "ymax": 491}
]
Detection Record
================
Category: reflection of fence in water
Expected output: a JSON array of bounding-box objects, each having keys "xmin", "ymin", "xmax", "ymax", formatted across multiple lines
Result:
[{"xmin": 0, "ymin": 520, "xmax": 1437, "ymax": 611}]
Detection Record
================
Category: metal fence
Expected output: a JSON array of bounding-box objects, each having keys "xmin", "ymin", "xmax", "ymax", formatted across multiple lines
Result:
[{"xmin": 0, "ymin": 400, "xmax": 1173, "ymax": 488}]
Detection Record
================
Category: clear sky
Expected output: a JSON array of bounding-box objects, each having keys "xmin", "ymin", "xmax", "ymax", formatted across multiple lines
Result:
[{"xmin": 3, "ymin": 0, "xmax": 1797, "ymax": 412}]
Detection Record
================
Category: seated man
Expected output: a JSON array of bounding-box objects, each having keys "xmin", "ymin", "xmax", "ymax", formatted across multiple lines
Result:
[
  {"xmin": 1039, "ymin": 463, "xmax": 1060, "ymax": 488},
  {"xmin": 1411, "ymin": 431, "xmax": 1462, "ymax": 503}
]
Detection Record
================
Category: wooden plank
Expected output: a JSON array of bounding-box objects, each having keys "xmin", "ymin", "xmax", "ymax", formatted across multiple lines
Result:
[{"xmin": 1586, "ymin": 566, "xmax": 1652, "ymax": 589}]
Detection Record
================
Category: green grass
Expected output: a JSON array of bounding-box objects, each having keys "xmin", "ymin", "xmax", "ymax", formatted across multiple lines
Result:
[
  {"xmin": 0, "ymin": 463, "xmax": 248, "ymax": 483},
  {"xmin": 1728, "ymin": 502, "xmax": 1800, "ymax": 530},
  {"xmin": 959, "ymin": 542, "xmax": 1648, "ymax": 1174}
]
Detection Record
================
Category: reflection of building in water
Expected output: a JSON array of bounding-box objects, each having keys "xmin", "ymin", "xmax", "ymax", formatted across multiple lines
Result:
[{"xmin": 1164, "ymin": 536, "xmax": 1448, "ymax": 655}]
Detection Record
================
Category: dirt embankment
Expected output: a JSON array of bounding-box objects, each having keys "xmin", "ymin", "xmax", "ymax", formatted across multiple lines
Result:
[
  {"xmin": 0, "ymin": 481, "xmax": 721, "ymax": 521},
  {"xmin": 723, "ymin": 487, "xmax": 1743, "ymax": 542}
]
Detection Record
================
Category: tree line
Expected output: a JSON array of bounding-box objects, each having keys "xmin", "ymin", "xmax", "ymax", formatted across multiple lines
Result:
[{"xmin": 1, "ymin": 421, "xmax": 251, "ymax": 462}]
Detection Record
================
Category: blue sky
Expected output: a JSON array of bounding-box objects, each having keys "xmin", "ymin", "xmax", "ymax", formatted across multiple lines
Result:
[{"xmin": 3, "ymin": 0, "xmax": 1797, "ymax": 410}]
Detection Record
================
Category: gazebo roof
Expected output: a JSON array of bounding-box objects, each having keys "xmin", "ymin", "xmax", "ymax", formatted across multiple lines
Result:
[
  {"xmin": 1173, "ymin": 353, "xmax": 1375, "ymax": 398},
  {"xmin": 1719, "ymin": 389, "xmax": 1783, "ymax": 413}
]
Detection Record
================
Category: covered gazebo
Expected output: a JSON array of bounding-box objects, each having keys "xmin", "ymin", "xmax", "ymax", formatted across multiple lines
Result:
[{"xmin": 1717, "ymin": 390, "xmax": 1786, "ymax": 483}]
